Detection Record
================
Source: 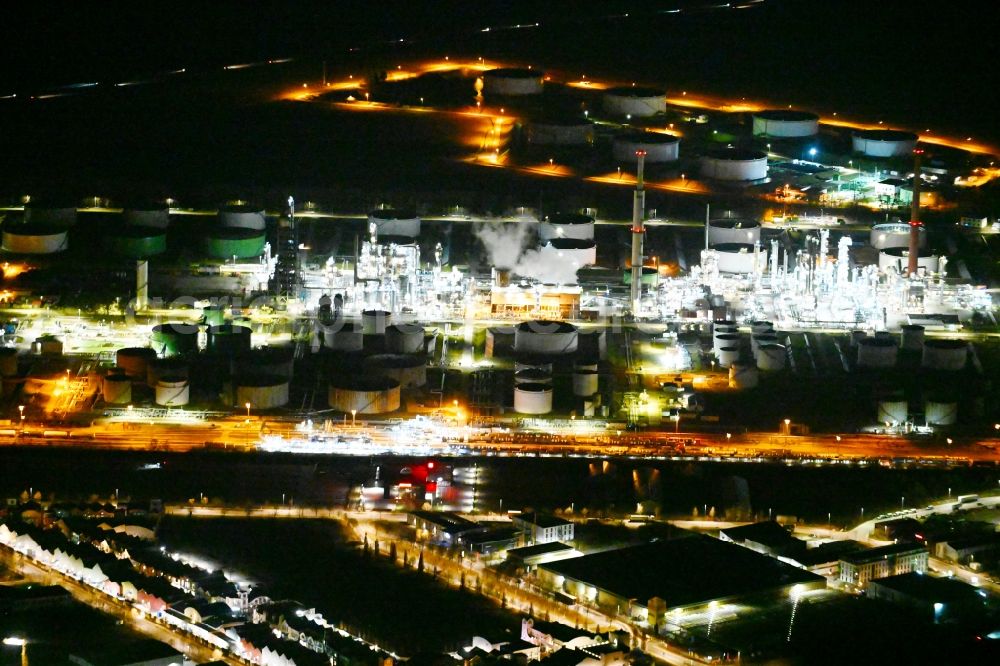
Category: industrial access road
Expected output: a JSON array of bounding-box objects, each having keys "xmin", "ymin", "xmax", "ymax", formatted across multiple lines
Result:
[{"xmin": 2, "ymin": 415, "xmax": 1000, "ymax": 466}]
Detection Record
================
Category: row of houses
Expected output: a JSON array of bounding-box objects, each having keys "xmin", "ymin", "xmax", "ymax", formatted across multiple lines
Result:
[{"xmin": 1, "ymin": 516, "xmax": 391, "ymax": 666}]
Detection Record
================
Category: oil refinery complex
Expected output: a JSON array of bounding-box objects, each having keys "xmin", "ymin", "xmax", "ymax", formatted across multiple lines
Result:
[{"xmin": 1, "ymin": 58, "xmax": 999, "ymax": 453}]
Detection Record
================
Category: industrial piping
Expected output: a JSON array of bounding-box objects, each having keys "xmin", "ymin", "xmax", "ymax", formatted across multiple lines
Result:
[{"xmin": 630, "ymin": 150, "xmax": 646, "ymax": 312}]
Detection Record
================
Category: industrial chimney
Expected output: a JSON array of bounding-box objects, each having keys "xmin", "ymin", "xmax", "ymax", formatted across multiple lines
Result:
[
  {"xmin": 907, "ymin": 148, "xmax": 924, "ymax": 276},
  {"xmin": 630, "ymin": 150, "xmax": 647, "ymax": 312}
]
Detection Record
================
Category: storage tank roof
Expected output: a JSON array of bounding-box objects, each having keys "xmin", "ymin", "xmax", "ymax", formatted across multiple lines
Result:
[
  {"xmin": 207, "ymin": 228, "xmax": 265, "ymax": 240},
  {"xmin": 882, "ymin": 247, "xmax": 936, "ymax": 258},
  {"xmin": 369, "ymin": 208, "xmax": 417, "ymax": 220},
  {"xmin": 548, "ymin": 238, "xmax": 596, "ymax": 250},
  {"xmin": 365, "ymin": 354, "xmax": 425, "ymax": 369},
  {"xmin": 605, "ymin": 86, "xmax": 665, "ymax": 97},
  {"xmin": 516, "ymin": 320, "xmax": 577, "ymax": 333},
  {"xmin": 854, "ymin": 129, "xmax": 918, "ymax": 142},
  {"xmin": 516, "ymin": 382, "xmax": 552, "ymax": 393},
  {"xmin": 548, "ymin": 213, "xmax": 594, "ymax": 225},
  {"xmin": 330, "ymin": 376, "xmax": 400, "ymax": 391},
  {"xmin": 713, "ymin": 242, "xmax": 756, "ymax": 253},
  {"xmin": 235, "ymin": 374, "xmax": 287, "ymax": 387},
  {"xmin": 220, "ymin": 204, "xmax": 263, "ymax": 213},
  {"xmin": 4, "ymin": 223, "xmax": 65, "ymax": 235},
  {"xmin": 754, "ymin": 109, "xmax": 819, "ymax": 121},
  {"xmin": 705, "ymin": 148, "xmax": 767, "ymax": 161},
  {"xmin": 485, "ymin": 68, "xmax": 540, "ymax": 79},
  {"xmin": 859, "ymin": 337, "xmax": 896, "ymax": 348},
  {"xmin": 709, "ymin": 219, "xmax": 760, "ymax": 229},
  {"xmin": 616, "ymin": 131, "xmax": 679, "ymax": 144}
]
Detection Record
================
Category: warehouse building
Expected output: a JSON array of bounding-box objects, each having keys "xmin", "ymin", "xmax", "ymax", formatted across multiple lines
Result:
[{"xmin": 839, "ymin": 542, "xmax": 928, "ymax": 588}]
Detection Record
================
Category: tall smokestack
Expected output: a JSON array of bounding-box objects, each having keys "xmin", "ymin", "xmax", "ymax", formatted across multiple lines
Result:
[
  {"xmin": 136, "ymin": 260, "xmax": 148, "ymax": 311},
  {"xmin": 630, "ymin": 150, "xmax": 647, "ymax": 313},
  {"xmin": 907, "ymin": 148, "xmax": 924, "ymax": 276}
]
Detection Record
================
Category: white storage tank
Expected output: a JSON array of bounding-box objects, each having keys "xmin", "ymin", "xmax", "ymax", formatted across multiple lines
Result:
[
  {"xmin": 750, "ymin": 321, "xmax": 775, "ymax": 336},
  {"xmin": 572, "ymin": 370, "xmax": 598, "ymax": 397},
  {"xmin": 515, "ymin": 369, "xmax": 552, "ymax": 385},
  {"xmin": 729, "ymin": 363, "xmax": 759, "ymax": 389},
  {"xmin": 707, "ymin": 219, "xmax": 761, "ymax": 246},
  {"xmin": 700, "ymin": 149, "xmax": 768, "ymax": 181},
  {"xmin": 542, "ymin": 238, "xmax": 597, "ymax": 269},
  {"xmin": 870, "ymin": 223, "xmax": 924, "ymax": 250},
  {"xmin": 155, "ymin": 376, "xmax": 190, "ymax": 407},
  {"xmin": 385, "ymin": 324, "xmax": 425, "ymax": 354},
  {"xmin": 925, "ymin": 399, "xmax": 958, "ymax": 426},
  {"xmin": 857, "ymin": 337, "xmax": 898, "ymax": 368},
  {"xmin": 527, "ymin": 118, "xmax": 594, "ymax": 146},
  {"xmin": 102, "ymin": 373, "xmax": 132, "ymax": 405},
  {"xmin": 539, "ymin": 213, "xmax": 595, "ymax": 241},
  {"xmin": 485, "ymin": 326, "xmax": 516, "ymax": 358},
  {"xmin": 368, "ymin": 209, "xmax": 421, "ymax": 238},
  {"xmin": 852, "ymin": 129, "xmax": 918, "ymax": 158},
  {"xmin": 713, "ymin": 320, "xmax": 739, "ymax": 336},
  {"xmin": 514, "ymin": 355, "xmax": 555, "ymax": 374},
  {"xmin": 877, "ymin": 399, "xmax": 908, "ymax": 424},
  {"xmin": 713, "ymin": 334, "xmax": 740, "ymax": 356},
  {"xmin": 514, "ymin": 321, "xmax": 579, "ymax": 355},
  {"xmin": 752, "ymin": 110, "xmax": 820, "ymax": 138},
  {"xmin": 714, "ymin": 243, "xmax": 763, "ymax": 274},
  {"xmin": 323, "ymin": 321, "xmax": 364, "ymax": 352},
  {"xmin": 235, "ymin": 375, "xmax": 290, "ymax": 409},
  {"xmin": 328, "ymin": 377, "xmax": 401, "ymax": 414},
  {"xmin": 124, "ymin": 206, "xmax": 170, "ymax": 229},
  {"xmin": 751, "ymin": 333, "xmax": 779, "ymax": 359},
  {"xmin": 602, "ymin": 87, "xmax": 666, "ymax": 118},
  {"xmin": 756, "ymin": 344, "xmax": 787, "ymax": 371},
  {"xmin": 362, "ymin": 310, "xmax": 392, "ymax": 336},
  {"xmin": 514, "ymin": 383, "xmax": 553, "ymax": 415},
  {"xmin": 2, "ymin": 225, "xmax": 69, "ymax": 254},
  {"xmin": 218, "ymin": 205, "xmax": 266, "ymax": 230},
  {"xmin": 717, "ymin": 346, "xmax": 740, "ymax": 368},
  {"xmin": 483, "ymin": 68, "xmax": 544, "ymax": 96},
  {"xmin": 921, "ymin": 339, "xmax": 968, "ymax": 371},
  {"xmin": 878, "ymin": 247, "xmax": 939, "ymax": 273},
  {"xmin": 364, "ymin": 354, "xmax": 427, "ymax": 389},
  {"xmin": 899, "ymin": 325, "xmax": 925, "ymax": 351},
  {"xmin": 612, "ymin": 132, "xmax": 679, "ymax": 163}
]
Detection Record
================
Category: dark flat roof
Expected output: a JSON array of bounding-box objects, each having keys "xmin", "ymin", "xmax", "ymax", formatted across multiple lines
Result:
[
  {"xmin": 409, "ymin": 510, "xmax": 480, "ymax": 533},
  {"xmin": 870, "ymin": 572, "xmax": 983, "ymax": 604},
  {"xmin": 720, "ymin": 521, "xmax": 799, "ymax": 549},
  {"xmin": 790, "ymin": 540, "xmax": 866, "ymax": 567},
  {"xmin": 841, "ymin": 542, "xmax": 926, "ymax": 565},
  {"xmin": 540, "ymin": 535, "xmax": 822, "ymax": 608},
  {"xmin": 508, "ymin": 542, "xmax": 576, "ymax": 559},
  {"xmin": 70, "ymin": 639, "xmax": 182, "ymax": 666}
]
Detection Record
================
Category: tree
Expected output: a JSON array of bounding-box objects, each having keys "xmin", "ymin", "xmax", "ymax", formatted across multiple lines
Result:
[
  {"xmin": 417, "ymin": 550, "xmax": 424, "ymax": 573},
  {"xmin": 389, "ymin": 541, "xmax": 398, "ymax": 562}
]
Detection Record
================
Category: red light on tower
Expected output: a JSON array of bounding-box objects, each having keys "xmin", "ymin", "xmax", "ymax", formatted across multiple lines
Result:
[{"xmin": 635, "ymin": 149, "xmax": 647, "ymax": 158}]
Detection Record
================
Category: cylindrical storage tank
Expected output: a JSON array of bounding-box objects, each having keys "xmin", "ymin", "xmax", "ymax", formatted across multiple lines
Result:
[
  {"xmin": 514, "ymin": 369, "xmax": 552, "ymax": 385},
  {"xmin": 2, "ymin": 225, "xmax": 68, "ymax": 254},
  {"xmin": 207, "ymin": 324, "xmax": 252, "ymax": 356},
  {"xmin": 713, "ymin": 334, "xmax": 740, "ymax": 356},
  {"xmin": 513, "ymin": 383, "xmax": 553, "ymax": 415},
  {"xmin": 539, "ymin": 213, "xmax": 595, "ymax": 242},
  {"xmin": 364, "ymin": 354, "xmax": 427, "ymax": 389},
  {"xmin": 899, "ymin": 325, "xmax": 925, "ymax": 351},
  {"xmin": 603, "ymin": 87, "xmax": 666, "ymax": 118},
  {"xmin": 0, "ymin": 347, "xmax": 17, "ymax": 377},
  {"xmin": 146, "ymin": 357, "xmax": 189, "ymax": 388},
  {"xmin": 612, "ymin": 132, "xmax": 679, "ymax": 163},
  {"xmin": 106, "ymin": 227, "xmax": 167, "ymax": 259},
  {"xmin": 750, "ymin": 321, "xmax": 774, "ymax": 336},
  {"xmin": 514, "ymin": 355, "xmax": 554, "ymax": 374},
  {"xmin": 116, "ymin": 347, "xmax": 156, "ymax": 381},
  {"xmin": 32, "ymin": 336, "xmax": 63, "ymax": 355},
  {"xmin": 486, "ymin": 326, "xmax": 516, "ymax": 359},
  {"xmin": 328, "ymin": 377, "xmax": 401, "ymax": 414},
  {"xmin": 925, "ymin": 399, "xmax": 958, "ymax": 426},
  {"xmin": 572, "ymin": 370, "xmax": 599, "ymax": 397},
  {"xmin": 707, "ymin": 219, "xmax": 761, "ymax": 246},
  {"xmin": 751, "ymin": 110, "xmax": 820, "ymax": 138},
  {"xmin": 151, "ymin": 323, "xmax": 198, "ymax": 357},
  {"xmin": 869, "ymin": 223, "xmax": 924, "ymax": 250},
  {"xmin": 756, "ymin": 344, "xmax": 787, "ymax": 371},
  {"xmin": 574, "ymin": 359, "xmax": 599, "ymax": 372},
  {"xmin": 204, "ymin": 228, "xmax": 266, "ymax": 259},
  {"xmin": 713, "ymin": 320, "xmax": 739, "ymax": 336},
  {"xmin": 717, "ymin": 346, "xmax": 740, "ymax": 368},
  {"xmin": 700, "ymin": 149, "xmax": 768, "ymax": 181},
  {"xmin": 231, "ymin": 346, "xmax": 295, "ymax": 380},
  {"xmin": 857, "ymin": 338, "xmax": 898, "ymax": 368},
  {"xmin": 527, "ymin": 118, "xmax": 594, "ymax": 146},
  {"xmin": 878, "ymin": 247, "xmax": 939, "ymax": 273},
  {"xmin": 155, "ymin": 376, "xmax": 190, "ymax": 407},
  {"xmin": 921, "ymin": 339, "xmax": 968, "ymax": 371},
  {"xmin": 362, "ymin": 310, "xmax": 392, "ymax": 336},
  {"xmin": 218, "ymin": 205, "xmax": 265, "ymax": 230},
  {"xmin": 322, "ymin": 321, "xmax": 364, "ymax": 352},
  {"xmin": 368, "ymin": 209, "xmax": 420, "ymax": 238},
  {"xmin": 235, "ymin": 375, "xmax": 289, "ymax": 409},
  {"xmin": 102, "ymin": 373, "xmax": 132, "ymax": 405},
  {"xmin": 23, "ymin": 205, "xmax": 76, "ymax": 228},
  {"xmin": 577, "ymin": 328, "xmax": 607, "ymax": 361},
  {"xmin": 514, "ymin": 321, "xmax": 579, "ymax": 355},
  {"xmin": 877, "ymin": 399, "xmax": 908, "ymax": 424},
  {"xmin": 715, "ymin": 243, "xmax": 762, "ymax": 274},
  {"xmin": 123, "ymin": 206, "xmax": 170, "ymax": 229},
  {"xmin": 543, "ymin": 238, "xmax": 597, "ymax": 268},
  {"xmin": 385, "ymin": 324, "xmax": 425, "ymax": 354},
  {"xmin": 751, "ymin": 333, "xmax": 778, "ymax": 358},
  {"xmin": 852, "ymin": 130, "xmax": 918, "ymax": 158},
  {"xmin": 729, "ymin": 363, "xmax": 759, "ymax": 389},
  {"xmin": 482, "ymin": 68, "xmax": 544, "ymax": 96}
]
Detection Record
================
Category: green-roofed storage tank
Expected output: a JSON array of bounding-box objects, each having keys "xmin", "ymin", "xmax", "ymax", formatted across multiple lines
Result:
[
  {"xmin": 204, "ymin": 228, "xmax": 266, "ymax": 259},
  {"xmin": 106, "ymin": 226, "xmax": 167, "ymax": 258}
]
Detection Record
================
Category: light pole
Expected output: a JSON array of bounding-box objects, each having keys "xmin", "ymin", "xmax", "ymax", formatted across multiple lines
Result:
[
  {"xmin": 351, "ymin": 409, "xmax": 357, "ymax": 427},
  {"xmin": 901, "ymin": 496, "xmax": 905, "ymax": 510},
  {"xmin": 18, "ymin": 405, "xmax": 24, "ymax": 432},
  {"xmin": 3, "ymin": 637, "xmax": 27, "ymax": 666},
  {"xmin": 245, "ymin": 402, "xmax": 252, "ymax": 419}
]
